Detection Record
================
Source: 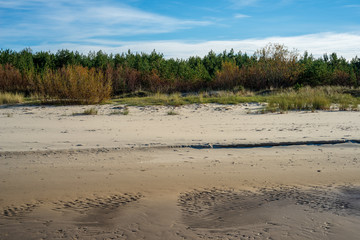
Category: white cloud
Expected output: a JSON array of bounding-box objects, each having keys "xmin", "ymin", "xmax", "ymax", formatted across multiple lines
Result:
[
  {"xmin": 83, "ymin": 6, "xmax": 210, "ymax": 28},
  {"xmin": 344, "ymin": 5, "xmax": 360, "ymax": 8},
  {"xmin": 229, "ymin": 0, "xmax": 259, "ymax": 8},
  {"xmin": 0, "ymin": 1, "xmax": 21, "ymax": 8},
  {"xmin": 29, "ymin": 32, "xmax": 360, "ymax": 60},
  {"xmin": 234, "ymin": 14, "xmax": 250, "ymax": 18},
  {"xmin": 0, "ymin": 0, "xmax": 211, "ymax": 43},
  {"xmin": 2, "ymin": 1, "xmax": 359, "ymax": 60}
]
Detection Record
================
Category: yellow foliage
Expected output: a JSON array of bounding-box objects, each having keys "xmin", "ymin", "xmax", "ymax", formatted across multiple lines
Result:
[{"xmin": 38, "ymin": 65, "xmax": 112, "ymax": 104}]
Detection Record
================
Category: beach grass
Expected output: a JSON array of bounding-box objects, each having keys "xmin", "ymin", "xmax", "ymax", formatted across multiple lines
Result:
[
  {"xmin": 112, "ymin": 86, "xmax": 359, "ymax": 112},
  {"xmin": 113, "ymin": 91, "xmax": 267, "ymax": 106},
  {"xmin": 2, "ymin": 87, "xmax": 359, "ymax": 113},
  {"xmin": 110, "ymin": 107, "xmax": 129, "ymax": 115},
  {"xmin": 167, "ymin": 110, "xmax": 179, "ymax": 115},
  {"xmin": 83, "ymin": 108, "xmax": 98, "ymax": 115},
  {"xmin": 0, "ymin": 92, "xmax": 24, "ymax": 105},
  {"xmin": 72, "ymin": 107, "xmax": 98, "ymax": 116},
  {"xmin": 266, "ymin": 86, "xmax": 360, "ymax": 112}
]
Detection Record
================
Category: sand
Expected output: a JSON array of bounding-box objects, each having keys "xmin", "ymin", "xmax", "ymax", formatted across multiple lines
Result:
[{"xmin": 0, "ymin": 104, "xmax": 359, "ymax": 239}]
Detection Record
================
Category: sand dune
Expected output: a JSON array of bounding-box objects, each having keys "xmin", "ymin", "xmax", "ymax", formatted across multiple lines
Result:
[{"xmin": 0, "ymin": 104, "xmax": 359, "ymax": 239}]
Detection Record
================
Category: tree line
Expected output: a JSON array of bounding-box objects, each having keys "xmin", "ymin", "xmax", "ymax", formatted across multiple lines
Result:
[{"xmin": 0, "ymin": 44, "xmax": 359, "ymax": 103}]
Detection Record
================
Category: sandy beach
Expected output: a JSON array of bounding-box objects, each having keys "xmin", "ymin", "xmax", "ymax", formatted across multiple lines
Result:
[{"xmin": 1, "ymin": 104, "xmax": 360, "ymax": 239}]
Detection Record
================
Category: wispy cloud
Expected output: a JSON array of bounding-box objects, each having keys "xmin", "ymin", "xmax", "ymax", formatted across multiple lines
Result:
[
  {"xmin": 0, "ymin": 0, "xmax": 212, "ymax": 46},
  {"xmin": 229, "ymin": 0, "xmax": 259, "ymax": 8},
  {"xmin": 344, "ymin": 5, "xmax": 360, "ymax": 8},
  {"xmin": 29, "ymin": 32, "xmax": 360, "ymax": 60},
  {"xmin": 2, "ymin": 1, "xmax": 359, "ymax": 61},
  {"xmin": 234, "ymin": 14, "xmax": 251, "ymax": 18}
]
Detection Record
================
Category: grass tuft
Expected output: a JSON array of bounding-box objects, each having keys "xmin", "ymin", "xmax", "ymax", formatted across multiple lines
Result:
[
  {"xmin": 167, "ymin": 110, "xmax": 179, "ymax": 115},
  {"xmin": 83, "ymin": 108, "xmax": 98, "ymax": 115},
  {"xmin": 0, "ymin": 92, "xmax": 24, "ymax": 105},
  {"xmin": 110, "ymin": 106, "xmax": 129, "ymax": 115},
  {"xmin": 73, "ymin": 107, "xmax": 98, "ymax": 116},
  {"xmin": 122, "ymin": 107, "xmax": 130, "ymax": 115}
]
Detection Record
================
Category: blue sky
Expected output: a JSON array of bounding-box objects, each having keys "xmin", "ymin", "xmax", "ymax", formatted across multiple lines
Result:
[{"xmin": 1, "ymin": 0, "xmax": 360, "ymax": 59}]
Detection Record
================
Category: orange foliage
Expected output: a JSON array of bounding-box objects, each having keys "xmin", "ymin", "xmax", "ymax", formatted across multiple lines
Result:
[
  {"xmin": 213, "ymin": 61, "xmax": 242, "ymax": 89},
  {"xmin": 0, "ymin": 64, "xmax": 30, "ymax": 93}
]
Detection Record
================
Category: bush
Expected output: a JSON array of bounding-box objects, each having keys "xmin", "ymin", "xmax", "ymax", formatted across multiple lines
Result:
[
  {"xmin": 0, "ymin": 64, "xmax": 30, "ymax": 93},
  {"xmin": 37, "ymin": 65, "xmax": 112, "ymax": 104},
  {"xmin": 213, "ymin": 61, "xmax": 242, "ymax": 89},
  {"xmin": 241, "ymin": 44, "xmax": 300, "ymax": 90}
]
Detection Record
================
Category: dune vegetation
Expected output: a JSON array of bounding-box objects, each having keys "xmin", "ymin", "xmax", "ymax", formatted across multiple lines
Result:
[
  {"xmin": 113, "ymin": 86, "xmax": 359, "ymax": 112},
  {"xmin": 0, "ymin": 92, "xmax": 24, "ymax": 105},
  {"xmin": 266, "ymin": 86, "xmax": 360, "ymax": 112},
  {"xmin": 0, "ymin": 44, "xmax": 359, "ymax": 109}
]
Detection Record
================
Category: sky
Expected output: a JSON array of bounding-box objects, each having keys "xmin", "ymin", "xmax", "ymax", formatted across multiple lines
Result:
[{"xmin": 0, "ymin": 0, "xmax": 360, "ymax": 59}]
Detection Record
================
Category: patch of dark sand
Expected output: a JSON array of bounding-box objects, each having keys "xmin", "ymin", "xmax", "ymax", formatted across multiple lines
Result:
[{"xmin": 178, "ymin": 186, "xmax": 360, "ymax": 240}]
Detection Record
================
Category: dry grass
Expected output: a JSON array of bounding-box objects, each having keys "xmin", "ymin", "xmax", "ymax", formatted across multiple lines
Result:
[
  {"xmin": 113, "ymin": 86, "xmax": 359, "ymax": 113},
  {"xmin": 167, "ymin": 110, "xmax": 179, "ymax": 115},
  {"xmin": 113, "ymin": 91, "xmax": 265, "ymax": 106},
  {"xmin": 266, "ymin": 86, "xmax": 360, "ymax": 112},
  {"xmin": 72, "ymin": 107, "xmax": 98, "ymax": 116},
  {"xmin": 0, "ymin": 92, "xmax": 24, "ymax": 105},
  {"xmin": 110, "ymin": 106, "xmax": 129, "ymax": 115},
  {"xmin": 83, "ymin": 108, "xmax": 98, "ymax": 115}
]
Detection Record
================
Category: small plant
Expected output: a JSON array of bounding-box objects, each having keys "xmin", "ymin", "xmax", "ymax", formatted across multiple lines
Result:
[
  {"xmin": 110, "ymin": 110, "xmax": 121, "ymax": 115},
  {"xmin": 110, "ymin": 106, "xmax": 129, "ymax": 115},
  {"xmin": 2, "ymin": 113, "xmax": 13, "ymax": 117},
  {"xmin": 167, "ymin": 110, "xmax": 179, "ymax": 115},
  {"xmin": 122, "ymin": 107, "xmax": 129, "ymax": 115},
  {"xmin": 73, "ymin": 107, "xmax": 98, "ymax": 115},
  {"xmin": 83, "ymin": 107, "xmax": 98, "ymax": 115}
]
